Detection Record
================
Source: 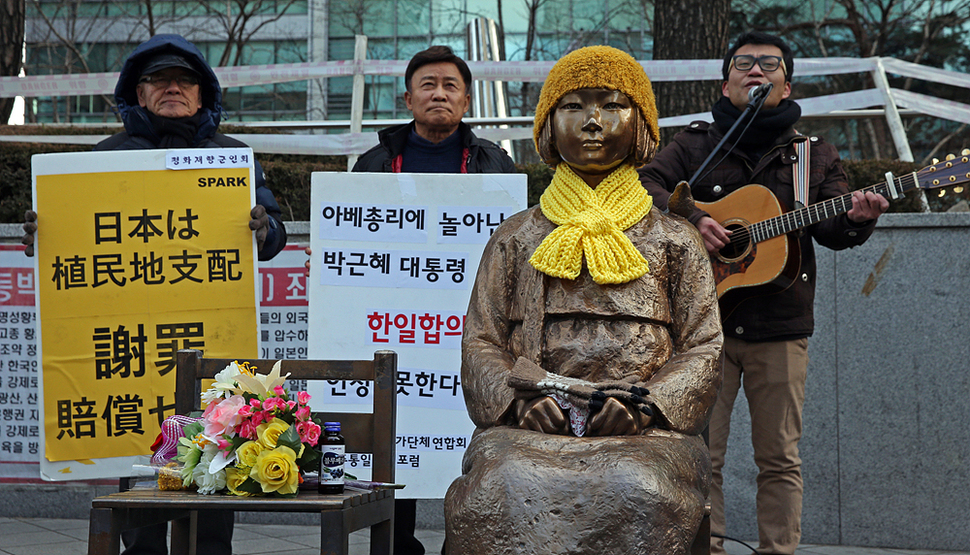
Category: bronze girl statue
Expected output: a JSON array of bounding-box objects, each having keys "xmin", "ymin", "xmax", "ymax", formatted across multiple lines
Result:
[{"xmin": 444, "ymin": 46, "xmax": 724, "ymax": 554}]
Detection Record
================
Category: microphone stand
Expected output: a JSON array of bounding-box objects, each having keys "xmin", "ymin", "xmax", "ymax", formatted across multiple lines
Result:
[
  {"xmin": 667, "ymin": 83, "xmax": 773, "ymax": 219},
  {"xmin": 687, "ymin": 83, "xmax": 773, "ymax": 186}
]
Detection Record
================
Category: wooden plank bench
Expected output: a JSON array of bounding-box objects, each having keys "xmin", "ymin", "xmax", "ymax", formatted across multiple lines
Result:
[{"xmin": 87, "ymin": 349, "xmax": 398, "ymax": 555}]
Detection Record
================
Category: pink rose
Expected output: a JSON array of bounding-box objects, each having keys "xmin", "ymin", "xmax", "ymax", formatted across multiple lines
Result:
[
  {"xmin": 294, "ymin": 406, "xmax": 311, "ymax": 421},
  {"xmin": 202, "ymin": 395, "xmax": 246, "ymax": 438},
  {"xmin": 274, "ymin": 386, "xmax": 286, "ymax": 396},
  {"xmin": 262, "ymin": 397, "xmax": 283, "ymax": 412},
  {"xmin": 297, "ymin": 421, "xmax": 322, "ymax": 446},
  {"xmin": 297, "ymin": 391, "xmax": 311, "ymax": 405},
  {"xmin": 238, "ymin": 420, "xmax": 257, "ymax": 440},
  {"xmin": 286, "ymin": 400, "xmax": 297, "ymax": 411}
]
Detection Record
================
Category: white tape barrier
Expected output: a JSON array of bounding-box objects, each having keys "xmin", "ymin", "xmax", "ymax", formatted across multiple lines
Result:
[
  {"xmin": 0, "ymin": 132, "xmax": 379, "ymax": 156},
  {"xmin": 0, "ymin": 134, "xmax": 105, "ymax": 145},
  {"xmin": 0, "ymin": 57, "xmax": 887, "ymax": 99},
  {"xmin": 796, "ymin": 89, "xmax": 887, "ymax": 115},
  {"xmin": 472, "ymin": 126, "xmax": 534, "ymax": 143},
  {"xmin": 226, "ymin": 132, "xmax": 380, "ymax": 156},
  {"xmin": 892, "ymin": 88, "xmax": 970, "ymax": 125},
  {"xmin": 8, "ymin": 56, "xmax": 969, "ymax": 101},
  {"xmin": 659, "ymin": 112, "xmax": 713, "ymax": 128},
  {"xmin": 637, "ymin": 89, "xmax": 890, "ymax": 130},
  {"xmin": 5, "ymin": 87, "xmax": 970, "ymax": 154},
  {"xmin": 2, "ymin": 87, "xmax": 968, "ymax": 154},
  {"xmin": 797, "ymin": 57, "xmax": 880, "ymax": 77},
  {"xmin": 882, "ymin": 58, "xmax": 970, "ymax": 90}
]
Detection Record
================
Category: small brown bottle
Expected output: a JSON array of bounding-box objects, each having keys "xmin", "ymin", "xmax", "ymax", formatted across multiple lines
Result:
[{"xmin": 319, "ymin": 421, "xmax": 345, "ymax": 494}]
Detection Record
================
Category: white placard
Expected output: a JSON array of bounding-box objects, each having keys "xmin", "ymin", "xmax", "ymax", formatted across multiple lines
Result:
[{"xmin": 307, "ymin": 172, "xmax": 528, "ymax": 498}]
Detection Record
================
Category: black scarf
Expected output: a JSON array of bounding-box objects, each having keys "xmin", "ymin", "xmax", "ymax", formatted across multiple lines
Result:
[
  {"xmin": 145, "ymin": 111, "xmax": 202, "ymax": 148},
  {"xmin": 711, "ymin": 96, "xmax": 801, "ymax": 155}
]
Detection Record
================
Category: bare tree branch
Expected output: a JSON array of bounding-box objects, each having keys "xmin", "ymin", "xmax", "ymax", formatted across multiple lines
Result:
[{"xmin": 0, "ymin": 0, "xmax": 25, "ymax": 123}]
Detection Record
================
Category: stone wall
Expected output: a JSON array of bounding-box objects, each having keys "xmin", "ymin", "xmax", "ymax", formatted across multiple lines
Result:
[{"xmin": 719, "ymin": 212, "xmax": 970, "ymax": 550}]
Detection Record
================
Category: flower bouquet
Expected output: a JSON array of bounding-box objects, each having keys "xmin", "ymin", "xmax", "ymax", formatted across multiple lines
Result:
[{"xmin": 152, "ymin": 360, "xmax": 323, "ymax": 497}]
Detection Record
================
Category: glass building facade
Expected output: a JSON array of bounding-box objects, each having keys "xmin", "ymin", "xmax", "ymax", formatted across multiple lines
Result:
[
  {"xmin": 325, "ymin": 0, "xmax": 651, "ymax": 121},
  {"xmin": 23, "ymin": 0, "xmax": 652, "ymax": 123},
  {"xmin": 25, "ymin": 0, "xmax": 954, "ymax": 123}
]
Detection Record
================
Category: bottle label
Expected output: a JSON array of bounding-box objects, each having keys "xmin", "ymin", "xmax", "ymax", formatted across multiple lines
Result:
[{"xmin": 321, "ymin": 446, "xmax": 345, "ymax": 485}]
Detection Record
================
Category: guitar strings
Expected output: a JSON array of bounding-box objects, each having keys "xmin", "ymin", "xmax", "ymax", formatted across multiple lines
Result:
[{"xmin": 719, "ymin": 174, "xmax": 910, "ymax": 247}]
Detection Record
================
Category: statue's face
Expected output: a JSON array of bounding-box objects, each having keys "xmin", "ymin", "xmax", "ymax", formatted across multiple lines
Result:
[{"xmin": 552, "ymin": 88, "xmax": 635, "ymax": 179}]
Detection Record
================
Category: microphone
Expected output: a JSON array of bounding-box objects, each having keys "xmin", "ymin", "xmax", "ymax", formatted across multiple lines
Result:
[{"xmin": 747, "ymin": 82, "xmax": 773, "ymax": 103}]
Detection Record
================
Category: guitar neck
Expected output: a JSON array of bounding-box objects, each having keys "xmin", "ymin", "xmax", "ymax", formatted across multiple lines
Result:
[{"xmin": 750, "ymin": 172, "xmax": 916, "ymax": 242}]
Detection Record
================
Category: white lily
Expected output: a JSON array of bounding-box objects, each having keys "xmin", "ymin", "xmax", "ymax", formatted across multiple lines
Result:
[
  {"xmin": 200, "ymin": 361, "xmax": 245, "ymax": 403},
  {"xmin": 234, "ymin": 360, "xmax": 290, "ymax": 397},
  {"xmin": 208, "ymin": 447, "xmax": 237, "ymax": 474}
]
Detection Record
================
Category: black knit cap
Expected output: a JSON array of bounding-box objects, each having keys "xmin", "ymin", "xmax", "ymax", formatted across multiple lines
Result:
[{"xmin": 140, "ymin": 53, "xmax": 200, "ymax": 77}]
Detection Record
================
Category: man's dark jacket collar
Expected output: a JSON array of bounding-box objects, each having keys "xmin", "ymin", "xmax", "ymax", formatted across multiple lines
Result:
[{"xmin": 377, "ymin": 121, "xmax": 478, "ymax": 158}]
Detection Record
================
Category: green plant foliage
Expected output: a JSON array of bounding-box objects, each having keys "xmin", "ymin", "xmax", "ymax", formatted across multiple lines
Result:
[
  {"xmin": 519, "ymin": 162, "xmax": 554, "ymax": 208},
  {"xmin": 0, "ymin": 141, "xmax": 92, "ymax": 222},
  {"xmin": 260, "ymin": 159, "xmax": 342, "ymax": 222}
]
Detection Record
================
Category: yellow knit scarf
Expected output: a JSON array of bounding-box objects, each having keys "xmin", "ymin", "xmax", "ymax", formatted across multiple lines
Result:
[{"xmin": 530, "ymin": 164, "xmax": 652, "ymax": 285}]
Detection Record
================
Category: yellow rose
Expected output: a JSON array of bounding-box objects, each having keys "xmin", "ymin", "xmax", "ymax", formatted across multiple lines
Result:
[
  {"xmin": 250, "ymin": 446, "xmax": 299, "ymax": 495},
  {"xmin": 256, "ymin": 420, "xmax": 290, "ymax": 450},
  {"xmin": 225, "ymin": 467, "xmax": 252, "ymax": 496},
  {"xmin": 235, "ymin": 440, "xmax": 263, "ymax": 468}
]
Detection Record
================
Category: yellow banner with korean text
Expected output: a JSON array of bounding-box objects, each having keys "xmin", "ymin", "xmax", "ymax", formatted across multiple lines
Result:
[{"xmin": 33, "ymin": 149, "xmax": 259, "ymax": 467}]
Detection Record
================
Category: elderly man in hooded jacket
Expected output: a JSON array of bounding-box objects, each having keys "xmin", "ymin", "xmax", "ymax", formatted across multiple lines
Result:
[{"xmin": 23, "ymin": 33, "xmax": 286, "ymax": 262}]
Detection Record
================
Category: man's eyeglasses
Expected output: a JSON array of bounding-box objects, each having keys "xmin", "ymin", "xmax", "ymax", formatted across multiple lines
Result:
[
  {"xmin": 731, "ymin": 55, "xmax": 786, "ymax": 75},
  {"xmin": 138, "ymin": 74, "xmax": 200, "ymax": 88}
]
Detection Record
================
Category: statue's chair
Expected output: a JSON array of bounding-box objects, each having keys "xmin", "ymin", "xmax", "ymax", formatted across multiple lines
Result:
[
  {"xmin": 87, "ymin": 348, "xmax": 398, "ymax": 555},
  {"xmin": 691, "ymin": 426, "xmax": 713, "ymax": 555},
  {"xmin": 691, "ymin": 502, "xmax": 712, "ymax": 555}
]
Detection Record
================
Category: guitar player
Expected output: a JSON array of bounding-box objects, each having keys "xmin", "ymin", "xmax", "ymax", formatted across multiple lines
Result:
[{"xmin": 638, "ymin": 31, "xmax": 888, "ymax": 555}]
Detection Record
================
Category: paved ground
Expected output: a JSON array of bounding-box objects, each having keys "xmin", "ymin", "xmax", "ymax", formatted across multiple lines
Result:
[
  {"xmin": 1, "ymin": 516, "xmax": 967, "ymax": 555},
  {"xmin": 0, "ymin": 517, "xmax": 445, "ymax": 555}
]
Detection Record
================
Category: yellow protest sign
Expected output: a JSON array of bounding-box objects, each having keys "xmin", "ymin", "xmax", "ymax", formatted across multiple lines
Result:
[{"xmin": 33, "ymin": 149, "xmax": 259, "ymax": 466}]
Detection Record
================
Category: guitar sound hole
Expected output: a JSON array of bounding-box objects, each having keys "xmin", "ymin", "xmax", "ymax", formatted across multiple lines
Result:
[{"xmin": 719, "ymin": 223, "xmax": 750, "ymax": 260}]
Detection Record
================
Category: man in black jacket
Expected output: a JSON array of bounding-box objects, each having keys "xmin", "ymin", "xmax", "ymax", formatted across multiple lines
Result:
[
  {"xmin": 354, "ymin": 45, "xmax": 516, "ymax": 555},
  {"xmin": 639, "ymin": 31, "xmax": 888, "ymax": 555},
  {"xmin": 23, "ymin": 33, "xmax": 287, "ymax": 555},
  {"xmin": 352, "ymin": 45, "xmax": 516, "ymax": 175}
]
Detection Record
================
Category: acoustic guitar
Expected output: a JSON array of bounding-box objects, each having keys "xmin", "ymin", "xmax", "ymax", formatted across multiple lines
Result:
[{"xmin": 699, "ymin": 154, "xmax": 970, "ymax": 318}]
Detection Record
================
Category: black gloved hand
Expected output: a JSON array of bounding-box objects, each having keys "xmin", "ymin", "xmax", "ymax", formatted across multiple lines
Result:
[
  {"xmin": 249, "ymin": 205, "xmax": 270, "ymax": 252},
  {"xmin": 22, "ymin": 210, "xmax": 37, "ymax": 257}
]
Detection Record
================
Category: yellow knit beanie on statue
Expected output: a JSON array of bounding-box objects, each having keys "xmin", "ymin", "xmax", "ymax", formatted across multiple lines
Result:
[
  {"xmin": 533, "ymin": 45, "xmax": 659, "ymax": 149},
  {"xmin": 528, "ymin": 45, "xmax": 659, "ymax": 285}
]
